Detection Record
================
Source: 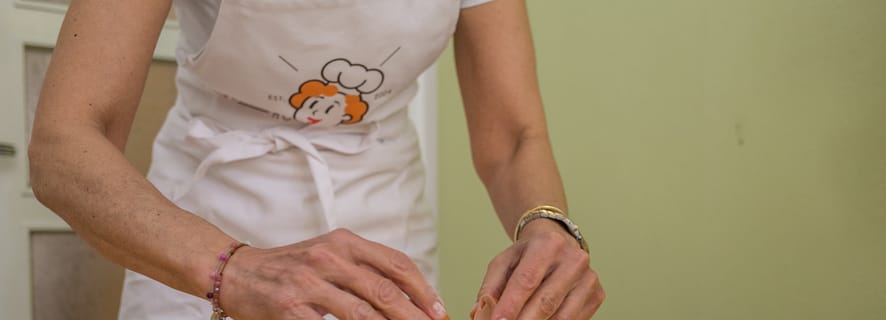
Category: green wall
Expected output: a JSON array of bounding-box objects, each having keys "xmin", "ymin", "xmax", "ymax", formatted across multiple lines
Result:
[{"xmin": 438, "ymin": 1, "xmax": 886, "ymax": 319}]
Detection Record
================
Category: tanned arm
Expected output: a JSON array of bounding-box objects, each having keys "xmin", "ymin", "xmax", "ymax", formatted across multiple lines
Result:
[{"xmin": 28, "ymin": 0, "xmax": 233, "ymax": 298}]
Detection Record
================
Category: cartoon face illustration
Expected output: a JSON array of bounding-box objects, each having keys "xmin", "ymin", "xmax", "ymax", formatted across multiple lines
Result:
[
  {"xmin": 289, "ymin": 58, "xmax": 384, "ymax": 127},
  {"xmin": 289, "ymin": 81, "xmax": 367, "ymax": 128}
]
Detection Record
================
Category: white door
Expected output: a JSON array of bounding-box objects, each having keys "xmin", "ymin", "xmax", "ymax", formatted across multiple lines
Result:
[
  {"xmin": 0, "ymin": 0, "xmax": 181, "ymax": 318},
  {"xmin": 0, "ymin": 2, "xmax": 438, "ymax": 319}
]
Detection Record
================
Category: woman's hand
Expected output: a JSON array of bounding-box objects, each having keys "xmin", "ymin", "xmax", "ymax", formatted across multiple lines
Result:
[
  {"xmin": 476, "ymin": 219, "xmax": 605, "ymax": 320},
  {"xmin": 221, "ymin": 229, "xmax": 449, "ymax": 320}
]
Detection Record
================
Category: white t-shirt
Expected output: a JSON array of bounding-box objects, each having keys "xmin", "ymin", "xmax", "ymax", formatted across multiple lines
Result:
[{"xmin": 172, "ymin": 0, "xmax": 495, "ymax": 60}]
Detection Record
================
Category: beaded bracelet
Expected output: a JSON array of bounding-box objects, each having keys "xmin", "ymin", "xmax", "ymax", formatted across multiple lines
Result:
[{"xmin": 207, "ymin": 242, "xmax": 247, "ymax": 320}]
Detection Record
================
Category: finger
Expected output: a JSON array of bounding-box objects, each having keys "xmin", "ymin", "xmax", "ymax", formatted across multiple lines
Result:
[
  {"xmin": 581, "ymin": 279, "xmax": 605, "ymax": 319},
  {"xmin": 306, "ymin": 276, "xmax": 387, "ymax": 320},
  {"xmin": 516, "ymin": 262, "xmax": 585, "ymax": 319},
  {"xmin": 476, "ymin": 247, "xmax": 519, "ymax": 302},
  {"xmin": 493, "ymin": 236, "xmax": 563, "ymax": 320},
  {"xmin": 335, "ymin": 229, "xmax": 447, "ymax": 319},
  {"xmin": 549, "ymin": 271, "xmax": 603, "ymax": 320},
  {"xmin": 329, "ymin": 264, "xmax": 431, "ymax": 320}
]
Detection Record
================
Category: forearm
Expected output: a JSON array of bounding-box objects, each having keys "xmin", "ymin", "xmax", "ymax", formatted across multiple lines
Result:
[
  {"xmin": 29, "ymin": 126, "xmax": 233, "ymax": 297},
  {"xmin": 453, "ymin": 1, "xmax": 569, "ymax": 238},
  {"xmin": 475, "ymin": 133, "xmax": 568, "ymax": 240}
]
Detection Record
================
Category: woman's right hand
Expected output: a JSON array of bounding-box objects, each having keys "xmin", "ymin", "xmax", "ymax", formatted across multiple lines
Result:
[{"xmin": 220, "ymin": 229, "xmax": 449, "ymax": 320}]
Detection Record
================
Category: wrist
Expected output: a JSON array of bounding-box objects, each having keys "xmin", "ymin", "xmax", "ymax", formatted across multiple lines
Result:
[
  {"xmin": 183, "ymin": 236, "xmax": 240, "ymax": 298},
  {"xmin": 513, "ymin": 205, "xmax": 589, "ymax": 252},
  {"xmin": 214, "ymin": 245, "xmax": 265, "ymax": 319},
  {"xmin": 518, "ymin": 218, "xmax": 579, "ymax": 248}
]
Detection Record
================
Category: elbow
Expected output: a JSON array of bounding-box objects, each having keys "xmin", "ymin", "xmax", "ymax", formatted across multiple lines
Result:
[
  {"xmin": 27, "ymin": 138, "xmax": 51, "ymax": 205},
  {"xmin": 27, "ymin": 127, "xmax": 65, "ymax": 207}
]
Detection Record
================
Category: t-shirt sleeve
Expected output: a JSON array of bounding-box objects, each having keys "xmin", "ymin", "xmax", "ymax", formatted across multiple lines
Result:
[{"xmin": 461, "ymin": 0, "xmax": 495, "ymax": 9}]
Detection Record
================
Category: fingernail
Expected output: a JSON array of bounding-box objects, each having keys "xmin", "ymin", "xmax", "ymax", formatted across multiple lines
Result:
[{"xmin": 433, "ymin": 300, "xmax": 448, "ymax": 318}]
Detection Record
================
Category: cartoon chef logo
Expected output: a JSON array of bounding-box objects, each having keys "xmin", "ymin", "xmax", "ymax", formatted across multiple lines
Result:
[{"xmin": 289, "ymin": 58, "xmax": 385, "ymax": 128}]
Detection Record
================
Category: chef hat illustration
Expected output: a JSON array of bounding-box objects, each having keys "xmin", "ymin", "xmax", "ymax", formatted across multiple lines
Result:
[{"xmin": 321, "ymin": 58, "xmax": 385, "ymax": 96}]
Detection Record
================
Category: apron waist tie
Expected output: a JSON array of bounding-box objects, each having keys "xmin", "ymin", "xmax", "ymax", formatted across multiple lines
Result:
[{"xmin": 171, "ymin": 117, "xmax": 379, "ymax": 230}]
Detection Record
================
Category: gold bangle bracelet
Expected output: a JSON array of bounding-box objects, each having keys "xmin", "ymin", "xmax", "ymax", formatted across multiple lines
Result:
[
  {"xmin": 513, "ymin": 205, "xmax": 566, "ymax": 241},
  {"xmin": 513, "ymin": 205, "xmax": 590, "ymax": 254}
]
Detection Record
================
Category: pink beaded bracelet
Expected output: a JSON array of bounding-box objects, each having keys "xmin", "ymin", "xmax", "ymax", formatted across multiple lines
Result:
[{"xmin": 207, "ymin": 242, "xmax": 247, "ymax": 320}]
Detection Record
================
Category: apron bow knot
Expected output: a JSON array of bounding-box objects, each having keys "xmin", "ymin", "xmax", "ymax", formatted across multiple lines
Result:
[{"xmin": 172, "ymin": 117, "xmax": 378, "ymax": 230}]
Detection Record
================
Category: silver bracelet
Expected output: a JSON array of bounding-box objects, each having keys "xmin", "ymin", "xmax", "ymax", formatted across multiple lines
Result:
[{"xmin": 515, "ymin": 206, "xmax": 589, "ymax": 253}]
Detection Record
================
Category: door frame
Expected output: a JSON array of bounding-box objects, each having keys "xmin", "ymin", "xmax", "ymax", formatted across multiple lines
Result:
[{"xmin": 0, "ymin": 1, "xmax": 180, "ymax": 318}]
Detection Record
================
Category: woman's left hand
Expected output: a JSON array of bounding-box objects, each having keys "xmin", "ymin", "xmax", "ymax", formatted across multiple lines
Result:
[{"xmin": 475, "ymin": 219, "xmax": 605, "ymax": 320}]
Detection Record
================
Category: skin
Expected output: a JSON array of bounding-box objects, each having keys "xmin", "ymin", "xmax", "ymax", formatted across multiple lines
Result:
[
  {"xmin": 28, "ymin": 0, "xmax": 603, "ymax": 319},
  {"xmin": 456, "ymin": 2, "xmax": 605, "ymax": 319}
]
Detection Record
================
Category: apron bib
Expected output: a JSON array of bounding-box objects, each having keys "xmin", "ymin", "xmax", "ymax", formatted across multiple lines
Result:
[{"xmin": 119, "ymin": 0, "xmax": 460, "ymax": 319}]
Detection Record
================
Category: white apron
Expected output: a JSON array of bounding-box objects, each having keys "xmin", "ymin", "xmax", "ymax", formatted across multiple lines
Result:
[{"xmin": 118, "ymin": 0, "xmax": 491, "ymax": 318}]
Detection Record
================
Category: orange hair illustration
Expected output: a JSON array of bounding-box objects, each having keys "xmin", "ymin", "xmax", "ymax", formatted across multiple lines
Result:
[{"xmin": 289, "ymin": 80, "xmax": 368, "ymax": 124}]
